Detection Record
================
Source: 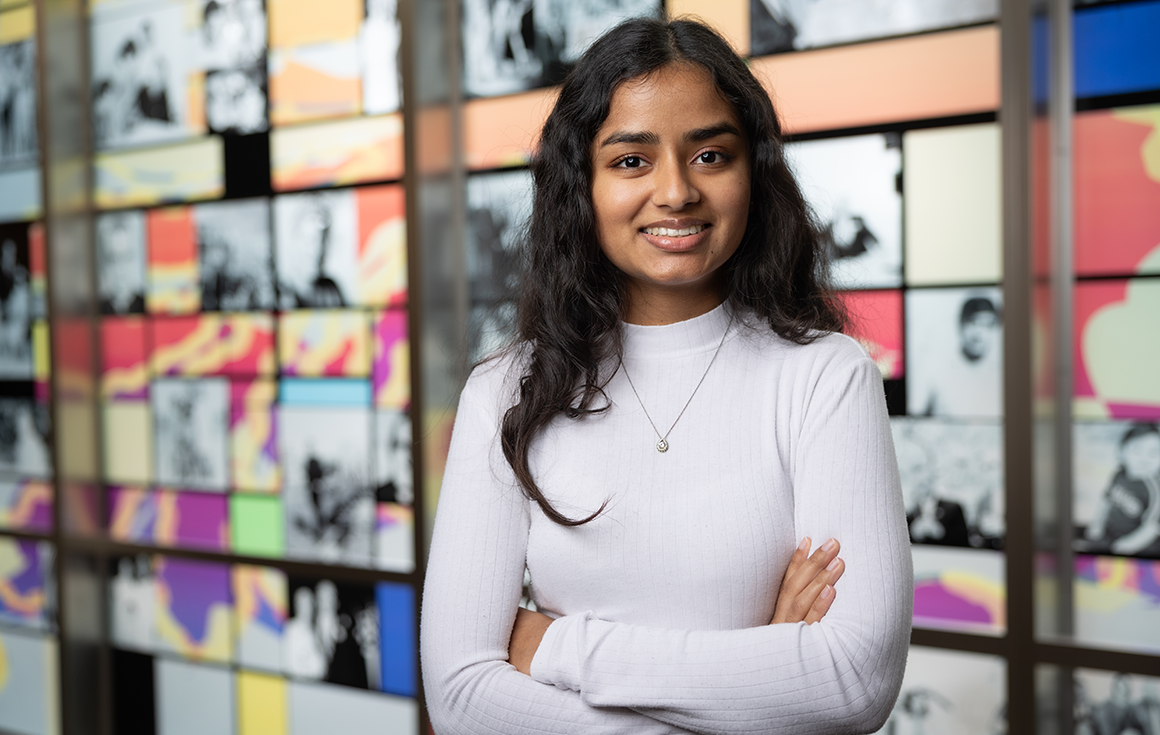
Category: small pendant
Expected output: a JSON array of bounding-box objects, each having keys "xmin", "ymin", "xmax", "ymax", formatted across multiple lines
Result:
[{"xmin": 656, "ymin": 438, "xmax": 669, "ymax": 453}]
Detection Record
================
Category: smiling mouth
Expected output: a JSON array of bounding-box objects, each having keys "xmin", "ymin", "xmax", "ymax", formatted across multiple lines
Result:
[{"xmin": 641, "ymin": 224, "xmax": 708, "ymax": 237}]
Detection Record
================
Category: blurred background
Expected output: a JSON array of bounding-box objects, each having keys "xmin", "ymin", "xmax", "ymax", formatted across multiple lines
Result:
[{"xmin": 0, "ymin": 0, "xmax": 1158, "ymax": 733}]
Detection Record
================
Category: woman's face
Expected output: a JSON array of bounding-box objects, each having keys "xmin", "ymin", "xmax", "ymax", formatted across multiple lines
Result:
[{"xmin": 590, "ymin": 63, "xmax": 750, "ymax": 324}]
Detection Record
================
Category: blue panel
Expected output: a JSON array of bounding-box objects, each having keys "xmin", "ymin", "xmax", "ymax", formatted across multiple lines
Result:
[
  {"xmin": 375, "ymin": 582, "xmax": 416, "ymax": 697},
  {"xmin": 279, "ymin": 378, "xmax": 372, "ymax": 407},
  {"xmin": 1075, "ymin": 0, "xmax": 1160, "ymax": 98}
]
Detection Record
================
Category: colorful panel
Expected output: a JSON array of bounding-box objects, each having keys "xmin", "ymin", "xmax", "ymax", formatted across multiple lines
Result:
[
  {"xmin": 375, "ymin": 582, "xmax": 415, "ymax": 697},
  {"xmin": 1074, "ymin": 105, "xmax": 1160, "ymax": 278},
  {"xmin": 288, "ymin": 680, "xmax": 417, "ymax": 735},
  {"xmin": 0, "ymin": 629, "xmax": 59, "ymax": 735},
  {"xmin": 280, "ymin": 404, "xmax": 372, "ymax": 565},
  {"xmin": 231, "ymin": 495, "xmax": 285, "ymax": 558},
  {"xmin": 892, "ymin": 418, "xmax": 1004, "ymax": 550},
  {"xmin": 462, "ymin": 89, "xmax": 556, "ymax": 171},
  {"xmin": 372, "ymin": 310, "xmax": 408, "ymax": 408},
  {"xmin": 0, "ymin": 167, "xmax": 41, "ymax": 223},
  {"xmin": 1074, "ymin": 421, "xmax": 1160, "ymax": 559},
  {"xmin": 108, "ymin": 487, "xmax": 229, "ymax": 551},
  {"xmin": 151, "ymin": 313, "xmax": 276, "ymax": 377},
  {"xmin": 147, "ymin": 205, "xmax": 201, "ymax": 315},
  {"xmin": 267, "ymin": 0, "xmax": 361, "ymax": 124},
  {"xmin": 156, "ymin": 658, "xmax": 235, "ymax": 735},
  {"xmin": 0, "ymin": 478, "xmax": 52, "ymax": 532},
  {"xmin": 194, "ymin": 198, "xmax": 276, "ymax": 311},
  {"xmin": 356, "ymin": 185, "xmax": 407, "ymax": 308},
  {"xmin": 110, "ymin": 554, "xmax": 156, "ymax": 652},
  {"xmin": 786, "ymin": 133, "xmax": 902, "ymax": 289},
  {"xmin": 101, "ymin": 316, "xmax": 148, "ymax": 399},
  {"xmin": 839, "ymin": 290, "xmax": 902, "ymax": 380},
  {"xmin": 103, "ymin": 401, "xmax": 154, "ymax": 484},
  {"xmin": 374, "ymin": 503, "xmax": 413, "ymax": 574},
  {"xmin": 154, "ymin": 555, "xmax": 233, "ymax": 662},
  {"xmin": 238, "ymin": 670, "xmax": 288, "ymax": 735},
  {"xmin": 273, "ymin": 189, "xmax": 359, "ymax": 308},
  {"xmin": 234, "ymin": 565, "xmax": 288, "ymax": 672},
  {"xmin": 96, "ymin": 210, "xmax": 147, "ymax": 314},
  {"xmin": 1075, "ymin": 279, "xmax": 1160, "ymax": 420},
  {"xmin": 0, "ymin": 537, "xmax": 50, "ymax": 630},
  {"xmin": 912, "ymin": 546, "xmax": 1005, "ymax": 634},
  {"xmin": 152, "ymin": 377, "xmax": 230, "ymax": 491},
  {"xmin": 231, "ymin": 379, "xmax": 280, "ymax": 492},
  {"xmin": 31, "ymin": 319, "xmax": 48, "ymax": 402},
  {"xmin": 904, "ymin": 123, "xmax": 1002, "ymax": 286},
  {"xmin": 62, "ymin": 482, "xmax": 99, "ymax": 537},
  {"xmin": 1074, "ymin": 554, "xmax": 1160, "ymax": 653},
  {"xmin": 876, "ymin": 645, "xmax": 1005, "ymax": 735},
  {"xmin": 27, "ymin": 221, "xmax": 44, "ymax": 319},
  {"xmin": 0, "ymin": 221, "xmax": 35, "ymax": 379},
  {"xmin": 906, "ymin": 287, "xmax": 1003, "ymax": 419},
  {"xmin": 270, "ymin": 113, "xmax": 404, "ymax": 191},
  {"xmin": 279, "ymin": 310, "xmax": 370, "ymax": 377},
  {"xmin": 53, "ymin": 317, "xmax": 94, "ymax": 400},
  {"xmin": 94, "ymin": 138, "xmax": 225, "ymax": 209},
  {"xmin": 1074, "ymin": 0, "xmax": 1160, "ymax": 99}
]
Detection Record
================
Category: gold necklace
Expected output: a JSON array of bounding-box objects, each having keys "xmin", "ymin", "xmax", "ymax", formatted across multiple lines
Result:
[{"xmin": 620, "ymin": 311, "xmax": 734, "ymax": 453}]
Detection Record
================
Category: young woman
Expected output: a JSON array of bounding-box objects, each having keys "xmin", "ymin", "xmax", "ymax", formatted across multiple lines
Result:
[{"xmin": 421, "ymin": 17, "xmax": 912, "ymax": 734}]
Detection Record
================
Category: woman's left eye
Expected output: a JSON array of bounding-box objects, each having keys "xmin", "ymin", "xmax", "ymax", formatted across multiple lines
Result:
[{"xmin": 697, "ymin": 151, "xmax": 726, "ymax": 164}]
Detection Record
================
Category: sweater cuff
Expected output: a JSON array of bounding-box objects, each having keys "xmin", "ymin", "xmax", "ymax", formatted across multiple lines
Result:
[{"xmin": 528, "ymin": 611, "xmax": 588, "ymax": 692}]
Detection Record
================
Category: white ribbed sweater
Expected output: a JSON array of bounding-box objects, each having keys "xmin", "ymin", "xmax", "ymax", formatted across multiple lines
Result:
[{"xmin": 421, "ymin": 305, "xmax": 913, "ymax": 734}]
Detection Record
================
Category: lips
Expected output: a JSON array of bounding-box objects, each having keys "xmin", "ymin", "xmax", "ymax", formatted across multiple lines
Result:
[{"xmin": 639, "ymin": 221, "xmax": 712, "ymax": 252}]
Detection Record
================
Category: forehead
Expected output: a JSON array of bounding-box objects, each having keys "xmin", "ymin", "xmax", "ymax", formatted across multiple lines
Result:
[{"xmin": 597, "ymin": 63, "xmax": 741, "ymax": 139}]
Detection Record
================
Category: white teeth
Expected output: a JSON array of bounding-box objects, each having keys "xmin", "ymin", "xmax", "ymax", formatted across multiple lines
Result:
[{"xmin": 643, "ymin": 224, "xmax": 706, "ymax": 237}]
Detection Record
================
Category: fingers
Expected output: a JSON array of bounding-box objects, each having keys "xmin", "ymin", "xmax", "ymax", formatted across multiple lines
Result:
[
  {"xmin": 785, "ymin": 538, "xmax": 842, "ymax": 596},
  {"xmin": 803, "ymin": 556, "xmax": 844, "ymax": 624},
  {"xmin": 771, "ymin": 538, "xmax": 845, "ymax": 625}
]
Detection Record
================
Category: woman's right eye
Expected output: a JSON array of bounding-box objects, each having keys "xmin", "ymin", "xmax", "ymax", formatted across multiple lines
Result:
[{"xmin": 615, "ymin": 156, "xmax": 642, "ymax": 168}]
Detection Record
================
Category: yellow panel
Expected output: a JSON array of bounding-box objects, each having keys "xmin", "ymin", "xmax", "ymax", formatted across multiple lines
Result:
[
  {"xmin": 0, "ymin": 5, "xmax": 35, "ymax": 44},
  {"xmin": 103, "ymin": 402, "xmax": 154, "ymax": 484},
  {"xmin": 94, "ymin": 138, "xmax": 224, "ymax": 209},
  {"xmin": 268, "ymin": 0, "xmax": 361, "ymax": 48},
  {"xmin": 270, "ymin": 114, "xmax": 403, "ymax": 191},
  {"xmin": 238, "ymin": 671, "xmax": 287, "ymax": 735},
  {"xmin": 58, "ymin": 400, "xmax": 98, "ymax": 480},
  {"xmin": 667, "ymin": 0, "xmax": 748, "ymax": 55},
  {"xmin": 750, "ymin": 26, "xmax": 999, "ymax": 135},
  {"xmin": 0, "ymin": 0, "xmax": 29, "ymax": 10}
]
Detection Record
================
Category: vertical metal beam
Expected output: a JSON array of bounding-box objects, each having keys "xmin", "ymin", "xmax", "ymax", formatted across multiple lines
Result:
[{"xmin": 1000, "ymin": 0, "xmax": 1036, "ymax": 734}]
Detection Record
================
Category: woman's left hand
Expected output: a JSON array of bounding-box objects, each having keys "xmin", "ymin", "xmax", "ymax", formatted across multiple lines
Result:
[{"xmin": 508, "ymin": 607, "xmax": 554, "ymax": 675}]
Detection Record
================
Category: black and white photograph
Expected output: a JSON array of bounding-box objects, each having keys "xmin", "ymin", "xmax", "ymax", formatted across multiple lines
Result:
[
  {"xmin": 198, "ymin": 0, "xmax": 266, "ymax": 71},
  {"xmin": 1074, "ymin": 421, "xmax": 1160, "ymax": 559},
  {"xmin": 892, "ymin": 417, "xmax": 1004, "ymax": 549},
  {"xmin": 906, "ymin": 286, "xmax": 1003, "ymax": 419},
  {"xmin": 274, "ymin": 190, "xmax": 358, "ymax": 309},
  {"xmin": 96, "ymin": 210, "xmax": 148, "ymax": 314},
  {"xmin": 281, "ymin": 405, "xmax": 374, "ymax": 565},
  {"xmin": 750, "ymin": 0, "xmax": 997, "ymax": 56},
  {"xmin": 90, "ymin": 2, "xmax": 200, "ymax": 150},
  {"xmin": 152, "ymin": 377, "xmax": 230, "ymax": 491},
  {"xmin": 109, "ymin": 554, "xmax": 156, "ymax": 652},
  {"xmin": 205, "ymin": 64, "xmax": 268, "ymax": 134},
  {"xmin": 1073, "ymin": 670, "xmax": 1160, "ymax": 735},
  {"xmin": 0, "ymin": 224, "xmax": 33, "ymax": 378},
  {"xmin": 466, "ymin": 169, "xmax": 531, "ymax": 302},
  {"xmin": 359, "ymin": 0, "xmax": 403, "ymax": 115},
  {"xmin": 460, "ymin": 0, "xmax": 659, "ymax": 98},
  {"xmin": 0, "ymin": 398, "xmax": 50, "ymax": 477},
  {"xmin": 373, "ymin": 408, "xmax": 412, "ymax": 507},
  {"xmin": 0, "ymin": 38, "xmax": 38, "ymax": 169},
  {"xmin": 786, "ymin": 133, "xmax": 902, "ymax": 289},
  {"xmin": 283, "ymin": 577, "xmax": 381, "ymax": 691},
  {"xmin": 194, "ymin": 197, "xmax": 275, "ymax": 310},
  {"xmin": 874, "ymin": 646, "xmax": 1006, "ymax": 735}
]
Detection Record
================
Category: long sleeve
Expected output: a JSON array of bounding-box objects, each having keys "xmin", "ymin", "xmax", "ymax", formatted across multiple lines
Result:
[
  {"xmin": 420, "ymin": 370, "xmax": 697, "ymax": 735},
  {"xmin": 526, "ymin": 349, "xmax": 913, "ymax": 735}
]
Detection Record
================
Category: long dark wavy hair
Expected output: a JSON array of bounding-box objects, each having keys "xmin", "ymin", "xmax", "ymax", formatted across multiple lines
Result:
[{"xmin": 499, "ymin": 16, "xmax": 845, "ymax": 526}]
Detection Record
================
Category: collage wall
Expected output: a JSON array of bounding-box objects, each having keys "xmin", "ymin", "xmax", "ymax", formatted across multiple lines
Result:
[{"xmin": 1, "ymin": 0, "xmax": 1159, "ymax": 733}]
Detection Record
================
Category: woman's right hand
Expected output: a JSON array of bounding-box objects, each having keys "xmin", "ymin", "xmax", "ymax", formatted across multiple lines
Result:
[{"xmin": 770, "ymin": 537, "xmax": 844, "ymax": 625}]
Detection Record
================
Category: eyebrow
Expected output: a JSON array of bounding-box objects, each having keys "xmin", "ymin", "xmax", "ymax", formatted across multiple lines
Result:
[{"xmin": 597, "ymin": 122, "xmax": 742, "ymax": 149}]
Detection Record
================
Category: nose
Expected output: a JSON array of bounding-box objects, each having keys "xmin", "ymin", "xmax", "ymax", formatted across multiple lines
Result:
[{"xmin": 651, "ymin": 157, "xmax": 700, "ymax": 209}]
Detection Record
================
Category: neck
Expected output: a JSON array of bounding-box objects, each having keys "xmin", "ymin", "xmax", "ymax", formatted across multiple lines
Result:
[{"xmin": 622, "ymin": 285, "xmax": 727, "ymax": 326}]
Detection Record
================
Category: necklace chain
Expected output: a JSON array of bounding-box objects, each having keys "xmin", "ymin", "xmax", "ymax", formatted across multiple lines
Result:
[{"xmin": 620, "ymin": 311, "xmax": 734, "ymax": 453}]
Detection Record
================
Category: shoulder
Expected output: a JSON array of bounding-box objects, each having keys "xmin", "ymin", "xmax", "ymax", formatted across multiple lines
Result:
[
  {"xmin": 736, "ymin": 312, "xmax": 875, "ymax": 378},
  {"xmin": 460, "ymin": 343, "xmax": 530, "ymax": 418}
]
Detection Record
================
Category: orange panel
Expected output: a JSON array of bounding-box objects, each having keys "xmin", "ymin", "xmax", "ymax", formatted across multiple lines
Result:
[
  {"xmin": 667, "ymin": 0, "xmax": 748, "ymax": 55},
  {"xmin": 463, "ymin": 88, "xmax": 559, "ymax": 171},
  {"xmin": 750, "ymin": 26, "xmax": 1000, "ymax": 135}
]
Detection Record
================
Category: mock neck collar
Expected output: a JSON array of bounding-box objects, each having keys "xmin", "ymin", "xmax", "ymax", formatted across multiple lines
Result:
[{"xmin": 621, "ymin": 302, "xmax": 735, "ymax": 360}]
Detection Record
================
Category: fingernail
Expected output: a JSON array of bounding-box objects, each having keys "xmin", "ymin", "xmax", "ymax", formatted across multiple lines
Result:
[
  {"xmin": 798, "ymin": 537, "xmax": 810, "ymax": 552},
  {"xmin": 822, "ymin": 538, "xmax": 838, "ymax": 552},
  {"xmin": 826, "ymin": 557, "xmax": 840, "ymax": 572},
  {"xmin": 821, "ymin": 585, "xmax": 834, "ymax": 600}
]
